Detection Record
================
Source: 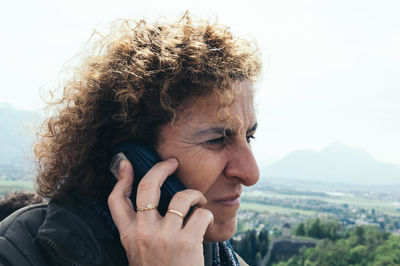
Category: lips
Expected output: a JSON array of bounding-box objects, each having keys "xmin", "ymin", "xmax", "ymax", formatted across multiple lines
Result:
[
  {"xmin": 214, "ymin": 193, "xmax": 241, "ymax": 206},
  {"xmin": 215, "ymin": 194, "xmax": 240, "ymax": 202}
]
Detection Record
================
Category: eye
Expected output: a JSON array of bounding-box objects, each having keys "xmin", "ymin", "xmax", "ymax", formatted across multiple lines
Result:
[
  {"xmin": 246, "ymin": 133, "xmax": 256, "ymax": 143},
  {"xmin": 202, "ymin": 129, "xmax": 234, "ymax": 147},
  {"xmin": 204, "ymin": 136, "xmax": 226, "ymax": 146}
]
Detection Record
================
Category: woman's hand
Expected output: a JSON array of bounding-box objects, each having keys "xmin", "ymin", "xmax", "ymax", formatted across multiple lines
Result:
[{"xmin": 108, "ymin": 158, "xmax": 214, "ymax": 266}]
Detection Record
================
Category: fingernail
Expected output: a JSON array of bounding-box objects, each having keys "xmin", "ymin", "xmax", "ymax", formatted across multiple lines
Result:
[
  {"xmin": 168, "ymin": 158, "xmax": 178, "ymax": 163},
  {"xmin": 120, "ymin": 160, "xmax": 129, "ymax": 172},
  {"xmin": 110, "ymin": 152, "xmax": 128, "ymax": 178}
]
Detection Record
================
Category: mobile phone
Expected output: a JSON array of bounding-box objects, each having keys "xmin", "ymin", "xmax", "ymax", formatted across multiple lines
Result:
[{"xmin": 109, "ymin": 142, "xmax": 191, "ymax": 217}]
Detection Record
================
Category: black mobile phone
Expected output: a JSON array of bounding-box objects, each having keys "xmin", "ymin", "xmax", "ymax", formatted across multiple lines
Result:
[{"xmin": 109, "ymin": 142, "xmax": 191, "ymax": 217}]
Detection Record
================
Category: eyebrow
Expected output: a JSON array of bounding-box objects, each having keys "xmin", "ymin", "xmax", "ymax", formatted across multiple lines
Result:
[
  {"xmin": 192, "ymin": 126, "xmax": 228, "ymax": 138},
  {"xmin": 192, "ymin": 122, "xmax": 258, "ymax": 138},
  {"xmin": 246, "ymin": 122, "xmax": 258, "ymax": 134}
]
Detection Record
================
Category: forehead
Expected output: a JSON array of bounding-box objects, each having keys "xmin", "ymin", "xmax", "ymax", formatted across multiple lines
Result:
[{"xmin": 179, "ymin": 81, "xmax": 255, "ymax": 128}]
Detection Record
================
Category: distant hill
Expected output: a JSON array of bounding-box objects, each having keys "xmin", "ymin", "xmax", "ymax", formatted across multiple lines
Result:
[
  {"xmin": 262, "ymin": 142, "xmax": 400, "ymax": 185},
  {"xmin": 0, "ymin": 103, "xmax": 40, "ymax": 171}
]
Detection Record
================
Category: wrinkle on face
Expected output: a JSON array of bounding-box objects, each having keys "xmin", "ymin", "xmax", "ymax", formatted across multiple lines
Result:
[
  {"xmin": 155, "ymin": 81, "xmax": 259, "ymax": 241},
  {"xmin": 157, "ymin": 80, "xmax": 257, "ymax": 184}
]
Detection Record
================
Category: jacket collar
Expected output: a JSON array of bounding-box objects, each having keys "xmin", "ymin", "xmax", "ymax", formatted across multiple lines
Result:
[{"xmin": 37, "ymin": 198, "xmax": 127, "ymax": 266}]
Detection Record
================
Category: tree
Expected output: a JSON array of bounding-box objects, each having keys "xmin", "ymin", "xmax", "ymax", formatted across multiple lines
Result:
[
  {"xmin": 354, "ymin": 226, "xmax": 365, "ymax": 245},
  {"xmin": 295, "ymin": 222, "xmax": 306, "ymax": 236},
  {"xmin": 230, "ymin": 229, "xmax": 269, "ymax": 265},
  {"xmin": 272, "ymin": 226, "xmax": 400, "ymax": 266},
  {"xmin": 307, "ymin": 218, "xmax": 324, "ymax": 239},
  {"xmin": 258, "ymin": 229, "xmax": 269, "ymax": 257}
]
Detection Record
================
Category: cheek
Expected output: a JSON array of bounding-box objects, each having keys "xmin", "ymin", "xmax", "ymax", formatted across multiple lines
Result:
[{"xmin": 176, "ymin": 153, "xmax": 226, "ymax": 194}]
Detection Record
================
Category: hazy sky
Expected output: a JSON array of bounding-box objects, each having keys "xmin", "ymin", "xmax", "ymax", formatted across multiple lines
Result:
[{"xmin": 1, "ymin": 0, "xmax": 399, "ymax": 165}]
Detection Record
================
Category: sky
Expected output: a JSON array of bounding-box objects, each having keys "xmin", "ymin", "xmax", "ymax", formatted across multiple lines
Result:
[{"xmin": 1, "ymin": 0, "xmax": 399, "ymax": 165}]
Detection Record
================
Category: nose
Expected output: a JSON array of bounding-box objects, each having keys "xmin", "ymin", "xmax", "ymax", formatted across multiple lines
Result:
[{"xmin": 224, "ymin": 141, "xmax": 260, "ymax": 186}]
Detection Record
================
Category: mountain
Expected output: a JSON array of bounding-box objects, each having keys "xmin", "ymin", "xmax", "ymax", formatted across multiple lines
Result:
[
  {"xmin": 0, "ymin": 103, "xmax": 41, "ymax": 167},
  {"xmin": 262, "ymin": 142, "xmax": 400, "ymax": 185}
]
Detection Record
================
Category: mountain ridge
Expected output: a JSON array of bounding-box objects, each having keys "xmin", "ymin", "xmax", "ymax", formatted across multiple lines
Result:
[
  {"xmin": 0, "ymin": 104, "xmax": 41, "ymax": 166},
  {"xmin": 262, "ymin": 142, "xmax": 400, "ymax": 185}
]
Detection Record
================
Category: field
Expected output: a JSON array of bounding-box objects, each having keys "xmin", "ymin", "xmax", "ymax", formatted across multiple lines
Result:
[
  {"xmin": 266, "ymin": 192, "xmax": 400, "ymax": 213},
  {"xmin": 0, "ymin": 180, "xmax": 35, "ymax": 197},
  {"xmin": 244, "ymin": 188, "xmax": 400, "ymax": 216},
  {"xmin": 240, "ymin": 202, "xmax": 329, "ymax": 216}
]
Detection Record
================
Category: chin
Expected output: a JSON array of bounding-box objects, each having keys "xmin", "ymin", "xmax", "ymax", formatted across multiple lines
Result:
[{"xmin": 203, "ymin": 217, "xmax": 237, "ymax": 242}]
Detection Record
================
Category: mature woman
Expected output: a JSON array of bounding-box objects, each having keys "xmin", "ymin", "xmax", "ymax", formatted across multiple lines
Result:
[{"xmin": 0, "ymin": 13, "xmax": 261, "ymax": 265}]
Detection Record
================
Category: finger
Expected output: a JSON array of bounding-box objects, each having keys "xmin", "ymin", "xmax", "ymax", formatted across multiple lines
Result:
[
  {"xmin": 163, "ymin": 189, "xmax": 207, "ymax": 230},
  {"xmin": 135, "ymin": 158, "xmax": 178, "ymax": 220},
  {"xmin": 108, "ymin": 160, "xmax": 136, "ymax": 231},
  {"xmin": 183, "ymin": 208, "xmax": 214, "ymax": 240}
]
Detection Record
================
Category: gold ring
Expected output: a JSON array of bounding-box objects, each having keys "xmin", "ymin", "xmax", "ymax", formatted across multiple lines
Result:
[
  {"xmin": 137, "ymin": 204, "xmax": 158, "ymax": 211},
  {"xmin": 167, "ymin": 209, "xmax": 184, "ymax": 219}
]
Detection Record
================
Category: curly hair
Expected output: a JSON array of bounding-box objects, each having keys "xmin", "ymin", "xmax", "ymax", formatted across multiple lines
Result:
[{"xmin": 35, "ymin": 13, "xmax": 262, "ymax": 200}]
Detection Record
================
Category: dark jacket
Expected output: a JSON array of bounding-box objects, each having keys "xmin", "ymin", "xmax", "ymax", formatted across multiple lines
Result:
[
  {"xmin": 0, "ymin": 198, "xmax": 128, "ymax": 266},
  {"xmin": 0, "ymin": 199, "xmax": 248, "ymax": 266}
]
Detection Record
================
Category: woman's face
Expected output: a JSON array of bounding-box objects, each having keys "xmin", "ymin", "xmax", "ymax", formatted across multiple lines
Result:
[{"xmin": 156, "ymin": 81, "xmax": 259, "ymax": 242}]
